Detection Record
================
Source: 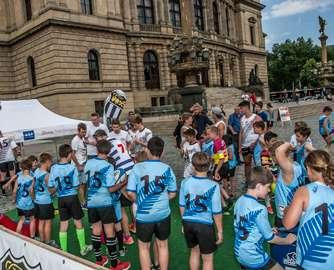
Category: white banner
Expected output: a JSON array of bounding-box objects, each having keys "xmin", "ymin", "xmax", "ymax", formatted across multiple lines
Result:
[
  {"xmin": 278, "ymin": 107, "xmax": 291, "ymax": 122},
  {"xmin": 0, "ymin": 226, "xmax": 106, "ymax": 270}
]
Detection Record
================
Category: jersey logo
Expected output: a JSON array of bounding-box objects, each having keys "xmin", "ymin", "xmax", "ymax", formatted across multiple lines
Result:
[
  {"xmin": 298, "ymin": 203, "xmax": 334, "ymax": 265},
  {"xmin": 137, "ymin": 167, "xmax": 173, "ymax": 215},
  {"xmin": 184, "ymin": 186, "xmax": 216, "ymax": 215}
]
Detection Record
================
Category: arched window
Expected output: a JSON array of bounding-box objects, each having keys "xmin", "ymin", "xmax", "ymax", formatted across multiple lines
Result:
[
  {"xmin": 25, "ymin": 0, "xmax": 32, "ymax": 21},
  {"xmin": 137, "ymin": 0, "xmax": 154, "ymax": 24},
  {"xmin": 169, "ymin": 0, "xmax": 181, "ymax": 28},
  {"xmin": 81, "ymin": 0, "xmax": 93, "ymax": 15},
  {"xmin": 225, "ymin": 7, "xmax": 230, "ymax": 36},
  {"xmin": 27, "ymin": 56, "xmax": 37, "ymax": 87},
  {"xmin": 213, "ymin": 1, "xmax": 219, "ymax": 34},
  {"xmin": 193, "ymin": 0, "xmax": 204, "ymax": 31},
  {"xmin": 143, "ymin": 51, "xmax": 160, "ymax": 89},
  {"xmin": 87, "ymin": 50, "xmax": 100, "ymax": 81}
]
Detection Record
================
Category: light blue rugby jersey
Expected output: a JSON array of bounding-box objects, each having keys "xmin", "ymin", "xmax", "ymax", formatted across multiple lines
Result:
[
  {"xmin": 48, "ymin": 163, "xmax": 79, "ymax": 198},
  {"xmin": 84, "ymin": 157, "xmax": 115, "ymax": 208},
  {"xmin": 296, "ymin": 182, "xmax": 334, "ymax": 270},
  {"xmin": 234, "ymin": 194, "xmax": 274, "ymax": 269},
  {"xmin": 16, "ymin": 174, "xmax": 34, "ymax": 211},
  {"xmin": 319, "ymin": 115, "xmax": 331, "ymax": 136},
  {"xmin": 127, "ymin": 160, "xmax": 177, "ymax": 223},
  {"xmin": 202, "ymin": 139, "xmax": 214, "ymax": 157},
  {"xmin": 34, "ymin": 168, "xmax": 52, "ymax": 204},
  {"xmin": 275, "ymin": 162, "xmax": 305, "ymax": 219},
  {"xmin": 252, "ymin": 138, "xmax": 262, "ymax": 167},
  {"xmin": 179, "ymin": 176, "xmax": 222, "ymax": 225}
]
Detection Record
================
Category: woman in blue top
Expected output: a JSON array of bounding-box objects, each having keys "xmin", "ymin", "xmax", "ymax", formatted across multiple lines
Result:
[
  {"xmin": 284, "ymin": 150, "xmax": 334, "ymax": 270},
  {"xmin": 319, "ymin": 106, "xmax": 333, "ymax": 150}
]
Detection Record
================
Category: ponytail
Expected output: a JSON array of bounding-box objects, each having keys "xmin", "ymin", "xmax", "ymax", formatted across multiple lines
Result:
[{"xmin": 305, "ymin": 150, "xmax": 334, "ymax": 188}]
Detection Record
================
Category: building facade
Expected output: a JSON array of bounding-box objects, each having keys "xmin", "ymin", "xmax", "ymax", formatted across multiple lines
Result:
[{"xmin": 0, "ymin": 0, "xmax": 268, "ymax": 119}]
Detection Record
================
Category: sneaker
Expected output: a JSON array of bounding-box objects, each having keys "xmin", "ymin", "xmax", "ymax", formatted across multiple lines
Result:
[
  {"xmin": 123, "ymin": 235, "xmax": 134, "ymax": 245},
  {"xmin": 80, "ymin": 245, "xmax": 93, "ymax": 256},
  {"xmin": 81, "ymin": 202, "xmax": 87, "ymax": 210},
  {"xmin": 267, "ymin": 205, "xmax": 274, "ymax": 215},
  {"xmin": 48, "ymin": 240, "xmax": 60, "ymax": 249},
  {"xmin": 223, "ymin": 211, "xmax": 231, "ymax": 216},
  {"xmin": 97, "ymin": 256, "xmax": 108, "ymax": 267},
  {"xmin": 151, "ymin": 265, "xmax": 160, "ymax": 270},
  {"xmin": 110, "ymin": 261, "xmax": 131, "ymax": 270},
  {"xmin": 119, "ymin": 247, "xmax": 127, "ymax": 257},
  {"xmin": 128, "ymin": 223, "xmax": 136, "ymax": 234}
]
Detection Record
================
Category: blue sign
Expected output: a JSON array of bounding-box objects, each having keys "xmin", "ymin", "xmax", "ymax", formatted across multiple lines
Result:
[{"xmin": 23, "ymin": 130, "xmax": 35, "ymax": 141}]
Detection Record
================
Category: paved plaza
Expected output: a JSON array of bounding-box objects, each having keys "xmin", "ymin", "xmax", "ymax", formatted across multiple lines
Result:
[{"xmin": 0, "ymin": 113, "xmax": 329, "ymax": 214}]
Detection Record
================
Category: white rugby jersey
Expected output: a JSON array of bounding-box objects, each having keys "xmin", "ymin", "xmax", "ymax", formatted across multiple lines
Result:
[
  {"xmin": 0, "ymin": 137, "xmax": 17, "ymax": 163},
  {"xmin": 108, "ymin": 138, "xmax": 134, "ymax": 174}
]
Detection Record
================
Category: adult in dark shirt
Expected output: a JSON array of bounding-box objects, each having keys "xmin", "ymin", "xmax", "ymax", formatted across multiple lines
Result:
[
  {"xmin": 228, "ymin": 106, "xmax": 242, "ymax": 163},
  {"xmin": 190, "ymin": 103, "xmax": 213, "ymax": 139}
]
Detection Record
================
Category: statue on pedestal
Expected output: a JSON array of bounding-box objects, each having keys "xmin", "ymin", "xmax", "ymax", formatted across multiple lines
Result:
[{"xmin": 319, "ymin": 16, "xmax": 326, "ymax": 35}]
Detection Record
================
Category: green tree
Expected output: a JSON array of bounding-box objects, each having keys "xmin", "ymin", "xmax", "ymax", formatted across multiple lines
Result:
[
  {"xmin": 300, "ymin": 58, "xmax": 319, "ymax": 87},
  {"xmin": 267, "ymin": 37, "xmax": 320, "ymax": 91}
]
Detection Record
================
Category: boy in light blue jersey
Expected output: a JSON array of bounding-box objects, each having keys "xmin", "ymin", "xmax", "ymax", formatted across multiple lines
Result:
[
  {"xmin": 253, "ymin": 121, "xmax": 266, "ymax": 167},
  {"xmin": 127, "ymin": 136, "xmax": 177, "ymax": 270},
  {"xmin": 179, "ymin": 152, "xmax": 223, "ymax": 270},
  {"xmin": 234, "ymin": 167, "xmax": 296, "ymax": 270},
  {"xmin": 34, "ymin": 152, "xmax": 55, "ymax": 245},
  {"xmin": 319, "ymin": 106, "xmax": 333, "ymax": 149},
  {"xmin": 13, "ymin": 159, "xmax": 35, "ymax": 238},
  {"xmin": 284, "ymin": 150, "xmax": 334, "ymax": 270},
  {"xmin": 84, "ymin": 140, "xmax": 131, "ymax": 270},
  {"xmin": 270, "ymin": 141, "xmax": 306, "ymax": 227},
  {"xmin": 48, "ymin": 144, "xmax": 92, "ymax": 255}
]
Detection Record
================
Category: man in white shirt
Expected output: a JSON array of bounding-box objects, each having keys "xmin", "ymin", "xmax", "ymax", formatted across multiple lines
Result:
[
  {"xmin": 238, "ymin": 101, "xmax": 262, "ymax": 181},
  {"xmin": 109, "ymin": 119, "xmax": 131, "ymax": 150},
  {"xmin": 71, "ymin": 123, "xmax": 87, "ymax": 205},
  {"xmin": 0, "ymin": 130, "xmax": 18, "ymax": 193},
  {"xmin": 132, "ymin": 116, "xmax": 153, "ymax": 154},
  {"xmin": 86, "ymin": 112, "xmax": 109, "ymax": 159}
]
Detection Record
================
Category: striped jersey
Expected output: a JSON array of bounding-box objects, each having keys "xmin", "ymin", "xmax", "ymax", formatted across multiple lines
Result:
[{"xmin": 108, "ymin": 138, "xmax": 134, "ymax": 174}]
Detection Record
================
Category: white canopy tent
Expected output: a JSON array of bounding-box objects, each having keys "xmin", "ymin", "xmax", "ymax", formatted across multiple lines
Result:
[{"xmin": 0, "ymin": 99, "xmax": 85, "ymax": 142}]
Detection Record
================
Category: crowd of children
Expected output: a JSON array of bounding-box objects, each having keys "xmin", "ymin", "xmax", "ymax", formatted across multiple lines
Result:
[{"xmin": 1, "ymin": 103, "xmax": 334, "ymax": 270}]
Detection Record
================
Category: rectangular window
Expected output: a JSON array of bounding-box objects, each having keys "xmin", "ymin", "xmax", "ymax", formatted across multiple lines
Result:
[
  {"xmin": 159, "ymin": 96, "xmax": 166, "ymax": 106},
  {"xmin": 169, "ymin": 0, "xmax": 181, "ymax": 28},
  {"xmin": 151, "ymin": 97, "xmax": 158, "ymax": 107},
  {"xmin": 25, "ymin": 0, "xmax": 32, "ymax": 21},
  {"xmin": 250, "ymin": 25, "xmax": 255, "ymax": 45},
  {"xmin": 94, "ymin": 100, "xmax": 104, "ymax": 116},
  {"xmin": 138, "ymin": 0, "xmax": 154, "ymax": 24},
  {"xmin": 81, "ymin": 0, "xmax": 93, "ymax": 15},
  {"xmin": 226, "ymin": 7, "xmax": 230, "ymax": 36},
  {"xmin": 194, "ymin": 0, "xmax": 205, "ymax": 31}
]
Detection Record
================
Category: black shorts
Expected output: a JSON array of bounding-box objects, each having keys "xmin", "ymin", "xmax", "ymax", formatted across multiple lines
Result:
[
  {"xmin": 17, "ymin": 208, "xmax": 35, "ymax": 217},
  {"xmin": 240, "ymin": 257, "xmax": 277, "ymax": 270},
  {"xmin": 35, "ymin": 203, "xmax": 54, "ymax": 220},
  {"xmin": 88, "ymin": 207, "xmax": 116, "ymax": 224},
  {"xmin": 241, "ymin": 147, "xmax": 253, "ymax": 157},
  {"xmin": 228, "ymin": 167, "xmax": 236, "ymax": 177},
  {"xmin": 58, "ymin": 195, "xmax": 84, "ymax": 221},
  {"xmin": 214, "ymin": 163, "xmax": 229, "ymax": 180},
  {"xmin": 136, "ymin": 215, "xmax": 171, "ymax": 243},
  {"xmin": 120, "ymin": 194, "xmax": 132, "ymax": 207},
  {"xmin": 0, "ymin": 161, "xmax": 15, "ymax": 173},
  {"xmin": 183, "ymin": 221, "xmax": 217, "ymax": 254}
]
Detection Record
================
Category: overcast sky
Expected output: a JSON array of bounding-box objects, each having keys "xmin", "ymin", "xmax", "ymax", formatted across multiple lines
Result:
[{"xmin": 262, "ymin": 0, "xmax": 334, "ymax": 51}]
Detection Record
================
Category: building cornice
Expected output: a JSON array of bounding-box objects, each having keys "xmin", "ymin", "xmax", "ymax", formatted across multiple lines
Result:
[{"xmin": 235, "ymin": 0, "xmax": 265, "ymax": 11}]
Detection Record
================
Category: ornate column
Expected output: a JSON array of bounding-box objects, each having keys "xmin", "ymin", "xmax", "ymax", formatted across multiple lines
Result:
[
  {"xmin": 122, "ymin": 0, "xmax": 131, "ymax": 22},
  {"xmin": 153, "ymin": 0, "xmax": 159, "ymax": 24},
  {"xmin": 126, "ymin": 42, "xmax": 138, "ymax": 91},
  {"xmin": 134, "ymin": 43, "xmax": 145, "ymax": 91},
  {"xmin": 115, "ymin": 0, "xmax": 121, "ymax": 16},
  {"xmin": 157, "ymin": 0, "xmax": 166, "ymax": 25}
]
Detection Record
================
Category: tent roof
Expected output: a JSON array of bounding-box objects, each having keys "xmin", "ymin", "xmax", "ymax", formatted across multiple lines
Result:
[{"xmin": 0, "ymin": 99, "xmax": 84, "ymax": 142}]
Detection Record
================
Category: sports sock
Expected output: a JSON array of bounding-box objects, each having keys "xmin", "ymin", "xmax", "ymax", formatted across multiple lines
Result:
[
  {"xmin": 106, "ymin": 237, "xmax": 118, "ymax": 267},
  {"xmin": 76, "ymin": 228, "xmax": 86, "ymax": 251},
  {"xmin": 91, "ymin": 234, "xmax": 102, "ymax": 261},
  {"xmin": 116, "ymin": 230, "xmax": 124, "ymax": 250},
  {"xmin": 59, "ymin": 232, "xmax": 68, "ymax": 252}
]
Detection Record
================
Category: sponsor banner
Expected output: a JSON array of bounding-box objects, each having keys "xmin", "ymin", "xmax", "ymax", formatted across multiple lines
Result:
[
  {"xmin": 278, "ymin": 107, "xmax": 291, "ymax": 122},
  {"xmin": 0, "ymin": 226, "xmax": 105, "ymax": 270}
]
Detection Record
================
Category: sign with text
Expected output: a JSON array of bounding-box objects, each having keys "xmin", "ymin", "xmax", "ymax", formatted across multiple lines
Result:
[
  {"xmin": 278, "ymin": 107, "xmax": 291, "ymax": 122},
  {"xmin": 0, "ymin": 226, "xmax": 105, "ymax": 270}
]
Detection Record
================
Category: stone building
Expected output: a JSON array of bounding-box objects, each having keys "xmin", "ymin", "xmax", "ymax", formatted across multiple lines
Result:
[{"xmin": 0, "ymin": 0, "xmax": 268, "ymax": 119}]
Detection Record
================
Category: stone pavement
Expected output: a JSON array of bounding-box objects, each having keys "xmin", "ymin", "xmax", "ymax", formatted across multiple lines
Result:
[{"xmin": 0, "ymin": 113, "xmax": 329, "ymax": 213}]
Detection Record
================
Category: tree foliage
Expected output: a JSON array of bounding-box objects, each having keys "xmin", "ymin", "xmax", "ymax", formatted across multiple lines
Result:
[
  {"xmin": 300, "ymin": 58, "xmax": 319, "ymax": 88},
  {"xmin": 267, "ymin": 37, "xmax": 321, "ymax": 91}
]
